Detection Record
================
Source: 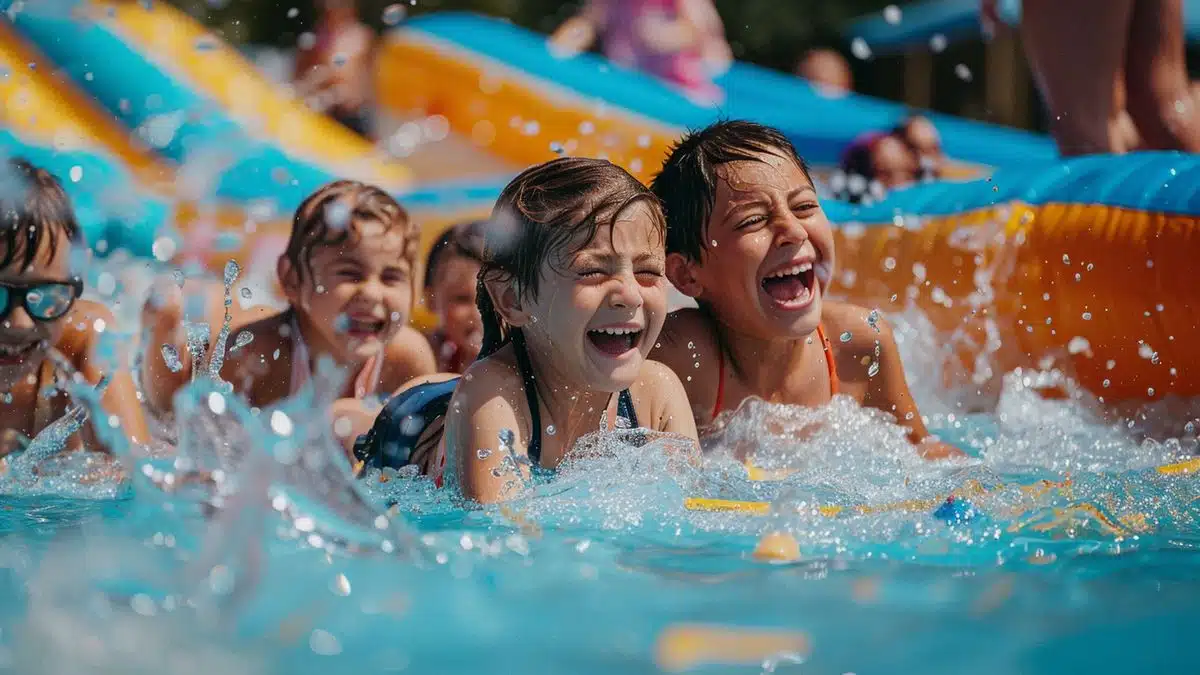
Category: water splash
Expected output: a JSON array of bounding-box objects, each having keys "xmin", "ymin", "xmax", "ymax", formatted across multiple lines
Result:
[
  {"xmin": 161, "ymin": 344, "xmax": 183, "ymax": 372},
  {"xmin": 205, "ymin": 261, "xmax": 241, "ymax": 382}
]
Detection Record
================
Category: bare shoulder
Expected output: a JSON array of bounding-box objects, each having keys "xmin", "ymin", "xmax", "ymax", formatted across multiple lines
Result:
[
  {"xmin": 381, "ymin": 325, "xmax": 437, "ymax": 386},
  {"xmin": 652, "ymin": 308, "xmax": 719, "ymax": 366},
  {"xmin": 452, "ymin": 350, "xmax": 523, "ymax": 406},
  {"xmin": 632, "ymin": 359, "xmax": 686, "ymax": 396}
]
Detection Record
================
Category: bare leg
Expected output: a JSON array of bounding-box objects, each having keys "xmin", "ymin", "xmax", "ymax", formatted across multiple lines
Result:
[
  {"xmin": 1021, "ymin": 0, "xmax": 1135, "ymax": 155},
  {"xmin": 1124, "ymin": 0, "xmax": 1200, "ymax": 151}
]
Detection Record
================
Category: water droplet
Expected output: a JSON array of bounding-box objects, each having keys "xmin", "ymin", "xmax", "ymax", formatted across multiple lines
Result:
[
  {"xmin": 271, "ymin": 410, "xmax": 294, "ymax": 436},
  {"xmin": 850, "ymin": 37, "xmax": 872, "ymax": 60},
  {"xmin": 96, "ymin": 272, "xmax": 116, "ymax": 296},
  {"xmin": 298, "ymin": 32, "xmax": 316, "ymax": 50},
  {"xmin": 1062, "ymin": 254, "xmax": 1071, "ymax": 264},
  {"xmin": 686, "ymin": 341, "xmax": 695, "ymax": 349},
  {"xmin": 309, "ymin": 629, "xmax": 342, "ymax": 656},
  {"xmin": 839, "ymin": 331, "xmax": 852, "ymax": 343},
  {"xmin": 240, "ymin": 287, "xmax": 252, "ymax": 299},
  {"xmin": 1102, "ymin": 379, "xmax": 1111, "ymax": 388},
  {"xmin": 490, "ymin": 467, "xmax": 504, "ymax": 478},
  {"xmin": 316, "ymin": 284, "xmax": 326, "ymax": 294},
  {"xmin": 867, "ymin": 361, "xmax": 880, "ymax": 377},
  {"xmin": 1067, "ymin": 337, "xmax": 1090, "ymax": 355},
  {"xmin": 883, "ymin": 5, "xmax": 902, "ymax": 24},
  {"xmin": 954, "ymin": 64, "xmax": 972, "ymax": 82},
  {"xmin": 272, "ymin": 348, "xmax": 281, "ymax": 361},
  {"xmin": 161, "ymin": 344, "xmax": 183, "ymax": 372},
  {"xmin": 195, "ymin": 37, "xmax": 217, "ymax": 51},
  {"xmin": 204, "ymin": 389, "xmax": 225, "ymax": 415},
  {"xmin": 615, "ymin": 416, "xmax": 631, "ymax": 429},
  {"xmin": 1185, "ymin": 421, "xmax": 1196, "ymax": 435},
  {"xmin": 382, "ymin": 3, "xmax": 405, "ymax": 25},
  {"xmin": 286, "ymin": 7, "xmax": 298, "ymax": 18},
  {"xmin": 1148, "ymin": 387, "xmax": 1156, "ymax": 397},
  {"xmin": 476, "ymin": 448, "xmax": 492, "ymax": 460},
  {"xmin": 930, "ymin": 33, "xmax": 948, "ymax": 52},
  {"xmin": 545, "ymin": 424, "xmax": 556, "ymax": 436},
  {"xmin": 333, "ymin": 416, "xmax": 353, "ymax": 438},
  {"xmin": 231, "ymin": 330, "xmax": 254, "ymax": 352},
  {"xmin": 867, "ymin": 309, "xmax": 881, "ymax": 332},
  {"xmin": 331, "ymin": 573, "xmax": 351, "ymax": 596},
  {"xmin": 223, "ymin": 260, "xmax": 241, "ymax": 286},
  {"xmin": 498, "ymin": 428, "xmax": 515, "ymax": 448},
  {"xmin": 68, "ymin": 166, "xmax": 83, "ymax": 183},
  {"xmin": 1156, "ymin": 303, "xmax": 1165, "ymax": 312},
  {"xmin": 1081, "ymin": 312, "xmax": 1092, "ymax": 321}
]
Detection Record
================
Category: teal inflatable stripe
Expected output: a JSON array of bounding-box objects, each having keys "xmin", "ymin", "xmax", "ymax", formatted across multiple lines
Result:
[{"xmin": 398, "ymin": 12, "xmax": 1057, "ymax": 167}]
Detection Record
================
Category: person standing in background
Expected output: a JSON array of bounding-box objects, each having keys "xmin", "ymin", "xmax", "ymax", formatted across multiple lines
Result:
[
  {"xmin": 550, "ymin": 0, "xmax": 732, "ymax": 105},
  {"xmin": 294, "ymin": 0, "xmax": 376, "ymax": 138},
  {"xmin": 988, "ymin": 0, "xmax": 1200, "ymax": 155}
]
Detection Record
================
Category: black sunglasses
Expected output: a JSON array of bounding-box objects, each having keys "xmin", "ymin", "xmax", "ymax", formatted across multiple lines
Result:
[{"xmin": 0, "ymin": 277, "xmax": 84, "ymax": 323}]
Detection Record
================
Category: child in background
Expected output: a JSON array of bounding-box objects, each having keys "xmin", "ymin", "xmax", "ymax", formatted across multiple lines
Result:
[
  {"xmin": 142, "ymin": 180, "xmax": 436, "ymax": 445},
  {"xmin": 423, "ymin": 157, "xmax": 698, "ymax": 503},
  {"xmin": 894, "ymin": 115, "xmax": 945, "ymax": 181},
  {"xmin": 649, "ymin": 120, "xmax": 960, "ymax": 459},
  {"xmin": 0, "ymin": 158, "xmax": 148, "ymax": 458},
  {"xmin": 422, "ymin": 221, "xmax": 485, "ymax": 374},
  {"xmin": 835, "ymin": 132, "xmax": 919, "ymax": 203}
]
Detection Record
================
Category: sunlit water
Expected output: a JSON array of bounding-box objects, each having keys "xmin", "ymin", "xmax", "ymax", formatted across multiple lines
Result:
[{"xmin": 1, "ymin": 250, "xmax": 1199, "ymax": 675}]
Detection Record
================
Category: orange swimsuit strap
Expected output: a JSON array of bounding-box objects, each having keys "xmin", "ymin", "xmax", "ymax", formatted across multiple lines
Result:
[{"xmin": 711, "ymin": 324, "xmax": 840, "ymax": 419}]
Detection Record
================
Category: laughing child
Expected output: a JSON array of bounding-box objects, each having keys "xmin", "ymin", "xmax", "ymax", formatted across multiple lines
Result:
[
  {"xmin": 422, "ymin": 220, "xmax": 485, "ymax": 374},
  {"xmin": 0, "ymin": 158, "xmax": 148, "ymax": 458},
  {"xmin": 649, "ymin": 120, "xmax": 961, "ymax": 459},
  {"xmin": 142, "ymin": 180, "xmax": 436, "ymax": 431},
  {"xmin": 431, "ymin": 157, "xmax": 699, "ymax": 503}
]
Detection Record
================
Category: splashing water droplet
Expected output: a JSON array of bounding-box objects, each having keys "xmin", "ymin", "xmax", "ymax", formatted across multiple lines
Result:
[
  {"xmin": 231, "ymin": 330, "xmax": 254, "ymax": 352},
  {"xmin": 207, "ymin": 391, "xmax": 226, "ymax": 415},
  {"xmin": 1067, "ymin": 337, "xmax": 1090, "ymax": 355},
  {"xmin": 545, "ymin": 424, "xmax": 556, "ymax": 436},
  {"xmin": 382, "ymin": 3, "xmax": 406, "ymax": 25},
  {"xmin": 840, "ymin": 331, "xmax": 852, "ymax": 343},
  {"xmin": 867, "ymin": 309, "xmax": 881, "ymax": 333},
  {"xmin": 1082, "ymin": 312, "xmax": 1093, "ymax": 321},
  {"xmin": 223, "ymin": 260, "xmax": 241, "ymax": 287},
  {"xmin": 954, "ymin": 64, "xmax": 972, "ymax": 82},
  {"xmin": 930, "ymin": 33, "xmax": 948, "ymax": 52},
  {"xmin": 309, "ymin": 629, "xmax": 342, "ymax": 656},
  {"xmin": 883, "ymin": 5, "xmax": 902, "ymax": 24},
  {"xmin": 1062, "ymin": 254, "xmax": 1071, "ymax": 264},
  {"xmin": 331, "ymin": 573, "xmax": 351, "ymax": 596},
  {"xmin": 867, "ymin": 361, "xmax": 880, "ymax": 377},
  {"xmin": 476, "ymin": 448, "xmax": 492, "ymax": 460},
  {"xmin": 850, "ymin": 37, "xmax": 872, "ymax": 60},
  {"xmin": 298, "ymin": 32, "xmax": 316, "ymax": 50},
  {"xmin": 271, "ymin": 410, "xmax": 294, "ymax": 436},
  {"xmin": 161, "ymin": 344, "xmax": 183, "ymax": 372},
  {"xmin": 240, "ymin": 287, "xmax": 252, "ymax": 299},
  {"xmin": 69, "ymin": 166, "xmax": 83, "ymax": 183}
]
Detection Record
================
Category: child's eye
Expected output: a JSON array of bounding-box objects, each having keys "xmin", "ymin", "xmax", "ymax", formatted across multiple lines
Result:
[
  {"xmin": 736, "ymin": 215, "xmax": 767, "ymax": 230},
  {"xmin": 382, "ymin": 269, "xmax": 409, "ymax": 285},
  {"xmin": 335, "ymin": 268, "xmax": 363, "ymax": 281},
  {"xmin": 577, "ymin": 269, "xmax": 605, "ymax": 279},
  {"xmin": 791, "ymin": 202, "xmax": 819, "ymax": 214},
  {"xmin": 635, "ymin": 268, "xmax": 665, "ymax": 279}
]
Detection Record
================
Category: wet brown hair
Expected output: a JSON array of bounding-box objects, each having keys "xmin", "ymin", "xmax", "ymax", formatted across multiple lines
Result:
[
  {"xmin": 651, "ymin": 120, "xmax": 812, "ymax": 263},
  {"xmin": 423, "ymin": 219, "xmax": 486, "ymax": 290},
  {"xmin": 477, "ymin": 157, "xmax": 665, "ymax": 358},
  {"xmin": 282, "ymin": 179, "xmax": 416, "ymax": 285},
  {"xmin": 0, "ymin": 158, "xmax": 82, "ymax": 271}
]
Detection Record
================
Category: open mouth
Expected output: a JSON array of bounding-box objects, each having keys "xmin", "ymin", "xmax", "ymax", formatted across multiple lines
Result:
[
  {"xmin": 346, "ymin": 316, "xmax": 387, "ymax": 339},
  {"xmin": 761, "ymin": 262, "xmax": 817, "ymax": 309},
  {"xmin": 586, "ymin": 327, "xmax": 642, "ymax": 357},
  {"xmin": 0, "ymin": 341, "xmax": 40, "ymax": 365}
]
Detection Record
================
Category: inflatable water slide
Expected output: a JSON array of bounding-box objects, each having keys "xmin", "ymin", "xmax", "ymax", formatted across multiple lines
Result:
[
  {"xmin": 374, "ymin": 12, "xmax": 1197, "ymax": 405},
  {"xmin": 1, "ymin": 0, "xmax": 513, "ymax": 278}
]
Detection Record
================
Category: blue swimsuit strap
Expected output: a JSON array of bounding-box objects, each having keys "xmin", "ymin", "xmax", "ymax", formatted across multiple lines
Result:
[{"xmin": 509, "ymin": 330, "xmax": 638, "ymax": 467}]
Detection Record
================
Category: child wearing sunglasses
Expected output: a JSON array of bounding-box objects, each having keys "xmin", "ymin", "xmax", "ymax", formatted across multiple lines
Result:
[{"xmin": 0, "ymin": 159, "xmax": 149, "ymax": 459}]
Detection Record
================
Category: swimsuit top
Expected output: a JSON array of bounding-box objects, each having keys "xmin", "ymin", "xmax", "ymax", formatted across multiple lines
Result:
[
  {"xmin": 711, "ymin": 323, "xmax": 840, "ymax": 420},
  {"xmin": 353, "ymin": 329, "xmax": 639, "ymax": 484}
]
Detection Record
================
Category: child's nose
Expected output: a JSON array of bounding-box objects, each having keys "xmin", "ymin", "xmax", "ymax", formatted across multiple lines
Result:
[
  {"xmin": 609, "ymin": 273, "xmax": 643, "ymax": 309},
  {"xmin": 3, "ymin": 305, "xmax": 37, "ymax": 331},
  {"xmin": 773, "ymin": 211, "xmax": 810, "ymax": 247}
]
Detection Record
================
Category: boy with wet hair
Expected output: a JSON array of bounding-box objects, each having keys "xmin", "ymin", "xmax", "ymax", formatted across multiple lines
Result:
[
  {"xmin": 650, "ymin": 120, "xmax": 960, "ymax": 459},
  {"xmin": 0, "ymin": 158, "xmax": 148, "ymax": 458}
]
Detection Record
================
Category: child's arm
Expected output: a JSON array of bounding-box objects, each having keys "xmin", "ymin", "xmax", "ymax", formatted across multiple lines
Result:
[
  {"xmin": 75, "ymin": 304, "xmax": 150, "ymax": 449},
  {"xmin": 638, "ymin": 360, "xmax": 699, "ymax": 441},
  {"xmin": 857, "ymin": 314, "xmax": 964, "ymax": 460},
  {"xmin": 382, "ymin": 326, "xmax": 437, "ymax": 388},
  {"xmin": 443, "ymin": 365, "xmax": 532, "ymax": 505}
]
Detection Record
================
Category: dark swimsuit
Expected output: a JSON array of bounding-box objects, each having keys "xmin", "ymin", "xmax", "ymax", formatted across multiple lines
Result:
[{"xmin": 353, "ymin": 329, "xmax": 638, "ymax": 479}]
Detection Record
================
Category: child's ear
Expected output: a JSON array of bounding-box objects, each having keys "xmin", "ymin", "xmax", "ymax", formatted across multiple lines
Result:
[
  {"xmin": 276, "ymin": 256, "xmax": 301, "ymax": 303},
  {"xmin": 483, "ymin": 276, "xmax": 530, "ymax": 328},
  {"xmin": 666, "ymin": 253, "xmax": 703, "ymax": 298}
]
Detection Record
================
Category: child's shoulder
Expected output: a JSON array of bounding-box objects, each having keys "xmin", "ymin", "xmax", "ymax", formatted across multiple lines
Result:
[
  {"xmin": 821, "ymin": 301, "xmax": 900, "ymax": 376},
  {"xmin": 653, "ymin": 308, "xmax": 719, "ymax": 359},
  {"xmin": 57, "ymin": 299, "xmax": 115, "ymax": 360},
  {"xmin": 381, "ymin": 325, "xmax": 437, "ymax": 382}
]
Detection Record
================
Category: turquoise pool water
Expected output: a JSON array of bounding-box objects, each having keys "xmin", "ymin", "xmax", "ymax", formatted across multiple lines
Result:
[{"xmin": 0, "ymin": 255, "xmax": 1198, "ymax": 675}]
